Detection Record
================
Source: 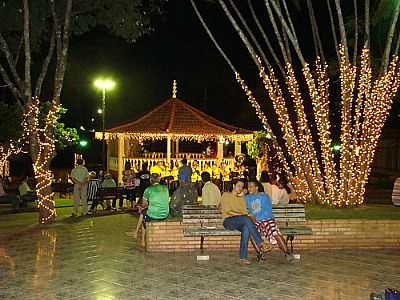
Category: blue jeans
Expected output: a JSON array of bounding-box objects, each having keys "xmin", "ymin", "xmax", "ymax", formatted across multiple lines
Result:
[{"xmin": 223, "ymin": 215, "xmax": 263, "ymax": 259}]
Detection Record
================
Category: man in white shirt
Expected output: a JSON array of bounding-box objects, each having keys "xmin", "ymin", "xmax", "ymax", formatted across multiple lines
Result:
[
  {"xmin": 70, "ymin": 159, "xmax": 89, "ymax": 216},
  {"xmin": 201, "ymin": 171, "xmax": 221, "ymax": 206}
]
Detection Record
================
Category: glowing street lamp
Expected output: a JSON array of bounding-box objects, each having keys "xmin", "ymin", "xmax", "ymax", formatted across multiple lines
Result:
[{"xmin": 94, "ymin": 78, "xmax": 115, "ymax": 169}]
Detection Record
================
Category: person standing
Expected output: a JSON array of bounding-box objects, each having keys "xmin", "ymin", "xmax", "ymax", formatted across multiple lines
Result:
[
  {"xmin": 220, "ymin": 179, "xmax": 266, "ymax": 265},
  {"xmin": 178, "ymin": 158, "xmax": 192, "ymax": 185},
  {"xmin": 137, "ymin": 162, "xmax": 151, "ymax": 201},
  {"xmin": 70, "ymin": 159, "xmax": 89, "ymax": 216},
  {"xmin": 123, "ymin": 162, "xmax": 136, "ymax": 208},
  {"xmin": 259, "ymin": 171, "xmax": 273, "ymax": 198},
  {"xmin": 201, "ymin": 171, "xmax": 221, "ymax": 206}
]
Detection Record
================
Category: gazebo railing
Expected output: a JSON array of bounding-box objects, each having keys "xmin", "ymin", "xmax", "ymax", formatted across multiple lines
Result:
[
  {"xmin": 108, "ymin": 156, "xmax": 235, "ymax": 172},
  {"xmin": 141, "ymin": 152, "xmax": 205, "ymax": 160}
]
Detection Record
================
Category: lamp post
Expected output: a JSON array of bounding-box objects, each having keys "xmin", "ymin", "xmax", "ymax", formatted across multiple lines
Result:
[{"xmin": 94, "ymin": 78, "xmax": 115, "ymax": 170}]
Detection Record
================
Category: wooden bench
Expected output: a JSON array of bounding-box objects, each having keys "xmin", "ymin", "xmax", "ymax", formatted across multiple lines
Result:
[
  {"xmin": 183, "ymin": 204, "xmax": 312, "ymax": 254},
  {"xmin": 95, "ymin": 187, "xmax": 124, "ymax": 211}
]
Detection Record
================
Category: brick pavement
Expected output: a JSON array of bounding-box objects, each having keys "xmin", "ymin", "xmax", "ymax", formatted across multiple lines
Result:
[{"xmin": 0, "ymin": 213, "xmax": 399, "ymax": 300}]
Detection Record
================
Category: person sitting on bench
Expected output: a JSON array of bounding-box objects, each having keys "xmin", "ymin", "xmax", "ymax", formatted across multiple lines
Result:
[
  {"xmin": 134, "ymin": 173, "xmax": 169, "ymax": 238},
  {"xmin": 0, "ymin": 176, "xmax": 20, "ymax": 211},
  {"xmin": 220, "ymin": 178, "xmax": 268, "ymax": 265},
  {"xmin": 87, "ymin": 171, "xmax": 101, "ymax": 214},
  {"xmin": 101, "ymin": 173, "xmax": 117, "ymax": 210},
  {"xmin": 245, "ymin": 180, "xmax": 294, "ymax": 262},
  {"xmin": 201, "ymin": 171, "xmax": 221, "ymax": 207},
  {"xmin": 18, "ymin": 178, "xmax": 36, "ymax": 208}
]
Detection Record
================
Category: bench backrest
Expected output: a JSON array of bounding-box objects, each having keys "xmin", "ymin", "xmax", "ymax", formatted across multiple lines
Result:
[
  {"xmin": 182, "ymin": 204, "xmax": 306, "ymax": 227},
  {"xmin": 97, "ymin": 187, "xmax": 124, "ymax": 198}
]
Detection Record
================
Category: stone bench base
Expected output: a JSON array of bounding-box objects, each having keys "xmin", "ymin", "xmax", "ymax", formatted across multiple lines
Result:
[{"xmin": 136, "ymin": 220, "xmax": 400, "ymax": 252}]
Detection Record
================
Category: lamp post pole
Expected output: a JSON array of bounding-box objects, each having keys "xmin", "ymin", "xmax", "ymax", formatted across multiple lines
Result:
[
  {"xmin": 94, "ymin": 78, "xmax": 115, "ymax": 172},
  {"xmin": 102, "ymin": 87, "xmax": 106, "ymax": 170}
]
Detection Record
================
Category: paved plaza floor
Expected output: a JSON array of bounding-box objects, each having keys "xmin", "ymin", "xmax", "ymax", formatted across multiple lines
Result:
[{"xmin": 0, "ymin": 213, "xmax": 399, "ymax": 300}]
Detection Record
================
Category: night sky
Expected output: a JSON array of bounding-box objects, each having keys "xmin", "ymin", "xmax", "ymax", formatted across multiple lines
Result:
[{"xmin": 61, "ymin": 0, "xmax": 261, "ymax": 133}]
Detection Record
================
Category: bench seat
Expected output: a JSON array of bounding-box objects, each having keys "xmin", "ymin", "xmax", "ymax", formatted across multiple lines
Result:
[{"xmin": 182, "ymin": 203, "xmax": 313, "ymax": 254}]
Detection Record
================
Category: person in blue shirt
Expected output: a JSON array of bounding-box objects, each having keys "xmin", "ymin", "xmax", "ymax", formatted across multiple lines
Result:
[{"xmin": 245, "ymin": 179, "xmax": 294, "ymax": 262}]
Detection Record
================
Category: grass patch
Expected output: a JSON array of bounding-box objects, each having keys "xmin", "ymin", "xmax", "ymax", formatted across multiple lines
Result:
[{"xmin": 306, "ymin": 204, "xmax": 400, "ymax": 220}]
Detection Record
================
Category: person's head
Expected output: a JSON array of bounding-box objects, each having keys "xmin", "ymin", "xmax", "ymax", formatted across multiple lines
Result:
[
  {"xmin": 158, "ymin": 161, "xmax": 164, "ymax": 167},
  {"xmin": 142, "ymin": 162, "xmax": 148, "ymax": 171},
  {"xmin": 76, "ymin": 158, "xmax": 84, "ymax": 166},
  {"xmin": 181, "ymin": 158, "xmax": 187, "ymax": 165},
  {"xmin": 104, "ymin": 173, "xmax": 113, "ymax": 180},
  {"xmin": 205, "ymin": 162, "xmax": 210, "ymax": 168},
  {"xmin": 150, "ymin": 173, "xmax": 161, "ymax": 184},
  {"xmin": 201, "ymin": 171, "xmax": 211, "ymax": 183},
  {"xmin": 247, "ymin": 180, "xmax": 259, "ymax": 195},
  {"xmin": 220, "ymin": 162, "xmax": 226, "ymax": 168},
  {"xmin": 125, "ymin": 161, "xmax": 131, "ymax": 171},
  {"xmin": 270, "ymin": 173, "xmax": 278, "ymax": 184},
  {"xmin": 233, "ymin": 178, "xmax": 246, "ymax": 195},
  {"xmin": 279, "ymin": 175, "xmax": 291, "ymax": 194},
  {"xmin": 260, "ymin": 171, "xmax": 270, "ymax": 183}
]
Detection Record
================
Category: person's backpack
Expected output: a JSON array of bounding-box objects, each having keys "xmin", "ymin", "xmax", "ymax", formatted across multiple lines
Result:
[{"xmin": 385, "ymin": 289, "xmax": 400, "ymax": 300}]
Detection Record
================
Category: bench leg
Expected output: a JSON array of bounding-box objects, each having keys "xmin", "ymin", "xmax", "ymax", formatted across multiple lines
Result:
[
  {"xmin": 200, "ymin": 236, "xmax": 204, "ymax": 254},
  {"xmin": 286, "ymin": 235, "xmax": 295, "ymax": 254}
]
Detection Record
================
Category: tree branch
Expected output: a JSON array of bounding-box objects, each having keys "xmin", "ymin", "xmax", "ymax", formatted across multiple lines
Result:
[
  {"xmin": 352, "ymin": 0, "xmax": 358, "ymax": 64},
  {"xmin": 326, "ymin": 0, "xmax": 339, "ymax": 61},
  {"xmin": 0, "ymin": 33, "xmax": 24, "ymax": 91},
  {"xmin": 0, "ymin": 63, "xmax": 24, "ymax": 107},
  {"xmin": 364, "ymin": 0, "xmax": 370, "ymax": 48},
  {"xmin": 22, "ymin": 0, "xmax": 32, "ymax": 101},
  {"xmin": 53, "ymin": 0, "xmax": 73, "ymax": 104},
  {"xmin": 34, "ymin": 27, "xmax": 56, "ymax": 98}
]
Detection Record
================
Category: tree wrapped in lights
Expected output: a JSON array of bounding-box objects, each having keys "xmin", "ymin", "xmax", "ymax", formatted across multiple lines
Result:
[{"xmin": 191, "ymin": 0, "xmax": 400, "ymax": 206}]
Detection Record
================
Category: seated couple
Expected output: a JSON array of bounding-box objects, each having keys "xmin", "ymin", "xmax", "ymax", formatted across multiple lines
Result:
[
  {"xmin": 220, "ymin": 178, "xmax": 294, "ymax": 265},
  {"xmin": 134, "ymin": 173, "xmax": 169, "ymax": 238}
]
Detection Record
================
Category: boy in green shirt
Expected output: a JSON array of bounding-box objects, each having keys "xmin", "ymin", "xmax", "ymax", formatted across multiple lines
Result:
[{"xmin": 134, "ymin": 173, "xmax": 169, "ymax": 238}]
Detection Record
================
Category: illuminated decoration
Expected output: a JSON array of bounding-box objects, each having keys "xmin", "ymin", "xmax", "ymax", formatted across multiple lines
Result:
[
  {"xmin": 235, "ymin": 47, "xmax": 400, "ymax": 206},
  {"xmin": 23, "ymin": 98, "xmax": 59, "ymax": 224},
  {"xmin": 172, "ymin": 79, "xmax": 177, "ymax": 98},
  {"xmin": 97, "ymin": 108, "xmax": 103, "ymax": 114},
  {"xmin": 79, "ymin": 140, "xmax": 88, "ymax": 147}
]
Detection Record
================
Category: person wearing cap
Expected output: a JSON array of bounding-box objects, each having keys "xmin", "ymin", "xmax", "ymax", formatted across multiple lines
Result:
[
  {"xmin": 134, "ymin": 173, "xmax": 169, "ymax": 238},
  {"xmin": 70, "ymin": 158, "xmax": 89, "ymax": 216}
]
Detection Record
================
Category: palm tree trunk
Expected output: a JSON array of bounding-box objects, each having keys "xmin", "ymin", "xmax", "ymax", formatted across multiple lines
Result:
[
  {"xmin": 264, "ymin": 0, "xmax": 289, "ymax": 64},
  {"xmin": 333, "ymin": 0, "xmax": 349, "ymax": 61},
  {"xmin": 352, "ymin": 0, "xmax": 358, "ymax": 64},
  {"xmin": 364, "ymin": 0, "xmax": 370, "ymax": 47},
  {"xmin": 326, "ymin": 0, "xmax": 339, "ymax": 60},
  {"xmin": 248, "ymin": 0, "xmax": 285, "ymax": 75},
  {"xmin": 381, "ymin": 2, "xmax": 400, "ymax": 72},
  {"xmin": 228, "ymin": 0, "xmax": 270, "ymax": 67}
]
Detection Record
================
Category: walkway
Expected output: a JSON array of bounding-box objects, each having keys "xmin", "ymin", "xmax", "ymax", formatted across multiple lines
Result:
[{"xmin": 0, "ymin": 213, "xmax": 399, "ymax": 299}]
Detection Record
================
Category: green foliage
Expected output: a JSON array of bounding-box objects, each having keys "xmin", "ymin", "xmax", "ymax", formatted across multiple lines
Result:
[
  {"xmin": 0, "ymin": 102, "xmax": 22, "ymax": 143},
  {"xmin": 246, "ymin": 131, "xmax": 271, "ymax": 159},
  {"xmin": 0, "ymin": 0, "xmax": 167, "ymax": 50},
  {"xmin": 39, "ymin": 102, "xmax": 79, "ymax": 151},
  {"xmin": 0, "ymin": 100, "xmax": 78, "ymax": 150}
]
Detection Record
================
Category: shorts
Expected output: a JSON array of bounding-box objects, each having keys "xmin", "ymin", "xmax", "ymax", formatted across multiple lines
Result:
[{"xmin": 255, "ymin": 219, "xmax": 280, "ymax": 245}]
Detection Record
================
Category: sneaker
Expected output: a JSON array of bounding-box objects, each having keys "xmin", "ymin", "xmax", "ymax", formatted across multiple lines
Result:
[{"xmin": 286, "ymin": 254, "xmax": 295, "ymax": 263}]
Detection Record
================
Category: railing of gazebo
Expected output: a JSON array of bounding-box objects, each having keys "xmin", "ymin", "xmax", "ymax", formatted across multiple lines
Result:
[{"xmin": 108, "ymin": 154, "xmax": 235, "ymax": 172}]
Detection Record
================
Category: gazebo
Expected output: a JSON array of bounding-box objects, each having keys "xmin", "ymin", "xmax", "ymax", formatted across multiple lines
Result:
[{"xmin": 95, "ymin": 81, "xmax": 253, "ymax": 183}]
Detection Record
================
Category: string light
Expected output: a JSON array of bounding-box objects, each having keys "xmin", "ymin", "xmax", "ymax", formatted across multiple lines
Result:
[{"xmin": 234, "ymin": 47, "xmax": 400, "ymax": 207}]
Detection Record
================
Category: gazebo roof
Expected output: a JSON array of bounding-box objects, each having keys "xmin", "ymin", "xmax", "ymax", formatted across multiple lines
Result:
[{"xmin": 101, "ymin": 97, "xmax": 253, "ymax": 142}]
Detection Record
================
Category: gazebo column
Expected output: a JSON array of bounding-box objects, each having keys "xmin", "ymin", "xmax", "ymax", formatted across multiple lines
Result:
[
  {"xmin": 234, "ymin": 141, "xmax": 241, "ymax": 156},
  {"xmin": 117, "ymin": 135, "xmax": 125, "ymax": 184},
  {"xmin": 217, "ymin": 141, "xmax": 224, "ymax": 161},
  {"xmin": 166, "ymin": 135, "xmax": 172, "ymax": 167},
  {"xmin": 175, "ymin": 140, "xmax": 179, "ymax": 157}
]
